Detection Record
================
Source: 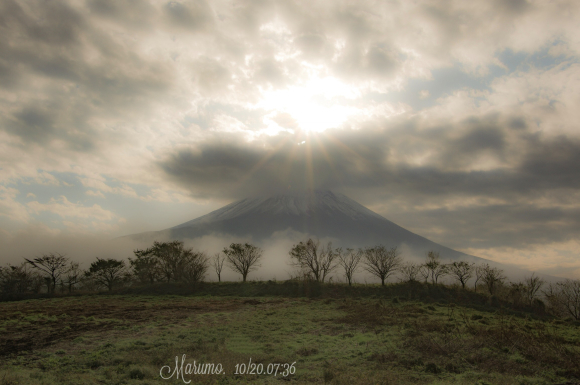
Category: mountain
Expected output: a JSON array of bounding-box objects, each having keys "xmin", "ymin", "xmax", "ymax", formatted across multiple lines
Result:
[{"xmin": 126, "ymin": 190, "xmax": 483, "ymax": 263}]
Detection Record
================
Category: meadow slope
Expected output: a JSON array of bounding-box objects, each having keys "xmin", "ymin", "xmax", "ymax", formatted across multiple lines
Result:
[{"xmin": 1, "ymin": 282, "xmax": 579, "ymax": 385}]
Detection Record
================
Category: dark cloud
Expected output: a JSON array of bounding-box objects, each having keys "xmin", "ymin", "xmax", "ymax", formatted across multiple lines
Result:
[
  {"xmin": 8, "ymin": 105, "xmax": 56, "ymax": 143},
  {"xmin": 0, "ymin": 58, "xmax": 20, "ymax": 89},
  {"xmin": 520, "ymin": 136, "xmax": 580, "ymax": 184},
  {"xmin": 0, "ymin": 0, "xmax": 85, "ymax": 47},
  {"xmin": 0, "ymin": 0, "xmax": 174, "ymax": 152},
  {"xmin": 392, "ymin": 203, "xmax": 580, "ymax": 250},
  {"xmin": 494, "ymin": 0, "xmax": 531, "ymax": 15},
  {"xmin": 159, "ymin": 116, "xmax": 580, "ymax": 199},
  {"xmin": 4, "ymin": 99, "xmax": 98, "ymax": 151},
  {"xmin": 455, "ymin": 125, "xmax": 505, "ymax": 154},
  {"xmin": 160, "ymin": 129, "xmax": 384, "ymax": 198},
  {"xmin": 163, "ymin": 0, "xmax": 214, "ymax": 32},
  {"xmin": 508, "ymin": 117, "xmax": 527, "ymax": 130},
  {"xmin": 439, "ymin": 122, "xmax": 506, "ymax": 167},
  {"xmin": 86, "ymin": 0, "xmax": 156, "ymax": 30}
]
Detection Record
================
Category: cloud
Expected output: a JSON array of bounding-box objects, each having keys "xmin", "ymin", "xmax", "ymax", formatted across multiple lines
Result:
[
  {"xmin": 79, "ymin": 177, "xmax": 138, "ymax": 198},
  {"xmin": 27, "ymin": 196, "xmax": 117, "ymax": 222},
  {"xmin": 86, "ymin": 190, "xmax": 105, "ymax": 198},
  {"xmin": 163, "ymin": 0, "xmax": 215, "ymax": 32},
  {"xmin": 159, "ymin": 111, "xmax": 580, "ymax": 198},
  {"xmin": 0, "ymin": 186, "xmax": 30, "ymax": 223}
]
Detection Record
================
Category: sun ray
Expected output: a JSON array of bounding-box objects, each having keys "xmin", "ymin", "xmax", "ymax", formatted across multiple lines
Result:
[
  {"xmin": 304, "ymin": 135, "xmax": 315, "ymax": 193},
  {"xmin": 311, "ymin": 132, "xmax": 343, "ymax": 188},
  {"xmin": 230, "ymin": 135, "xmax": 292, "ymax": 193},
  {"xmin": 322, "ymin": 131, "xmax": 387, "ymax": 188}
]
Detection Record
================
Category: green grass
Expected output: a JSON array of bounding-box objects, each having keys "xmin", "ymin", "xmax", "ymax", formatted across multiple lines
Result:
[{"xmin": 0, "ymin": 282, "xmax": 579, "ymax": 384}]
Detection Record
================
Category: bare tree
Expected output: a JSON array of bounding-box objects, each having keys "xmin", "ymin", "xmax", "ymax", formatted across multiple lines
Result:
[
  {"xmin": 289, "ymin": 239, "xmax": 338, "ymax": 283},
  {"xmin": 424, "ymin": 251, "xmax": 448, "ymax": 285},
  {"xmin": 25, "ymin": 253, "xmax": 69, "ymax": 294},
  {"xmin": 523, "ymin": 273, "xmax": 545, "ymax": 305},
  {"xmin": 363, "ymin": 245, "xmax": 401, "ymax": 286},
  {"xmin": 337, "ymin": 248, "xmax": 363, "ymax": 286},
  {"xmin": 399, "ymin": 262, "xmax": 422, "ymax": 282},
  {"xmin": 212, "ymin": 253, "xmax": 226, "ymax": 282},
  {"xmin": 223, "ymin": 243, "xmax": 262, "ymax": 282},
  {"xmin": 481, "ymin": 264, "xmax": 505, "ymax": 295},
  {"xmin": 474, "ymin": 264, "xmax": 485, "ymax": 292},
  {"xmin": 563, "ymin": 280, "xmax": 580, "ymax": 320},
  {"xmin": 448, "ymin": 261, "xmax": 474, "ymax": 290},
  {"xmin": 544, "ymin": 279, "xmax": 580, "ymax": 320}
]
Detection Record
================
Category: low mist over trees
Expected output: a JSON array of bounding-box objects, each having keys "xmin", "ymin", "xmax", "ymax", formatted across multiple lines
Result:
[{"xmin": 2, "ymin": 239, "xmax": 580, "ymax": 323}]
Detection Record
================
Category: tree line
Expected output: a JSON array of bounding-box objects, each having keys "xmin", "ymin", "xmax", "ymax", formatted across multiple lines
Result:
[
  {"xmin": 0, "ymin": 241, "xmax": 262, "ymax": 294},
  {"xmin": 1, "ymin": 238, "xmax": 579, "ymax": 320}
]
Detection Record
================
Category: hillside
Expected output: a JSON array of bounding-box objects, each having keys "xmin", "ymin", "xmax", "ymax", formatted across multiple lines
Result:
[{"xmin": 1, "ymin": 283, "xmax": 579, "ymax": 384}]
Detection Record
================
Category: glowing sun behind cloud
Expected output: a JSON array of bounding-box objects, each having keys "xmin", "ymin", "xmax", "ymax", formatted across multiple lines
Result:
[{"xmin": 257, "ymin": 74, "xmax": 361, "ymax": 135}]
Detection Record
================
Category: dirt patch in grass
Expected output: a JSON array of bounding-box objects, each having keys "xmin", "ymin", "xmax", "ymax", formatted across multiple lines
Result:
[{"xmin": 0, "ymin": 296, "xmax": 261, "ymax": 357}]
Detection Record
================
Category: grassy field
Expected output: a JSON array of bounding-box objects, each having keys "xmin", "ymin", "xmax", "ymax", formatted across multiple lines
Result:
[{"xmin": 1, "ymin": 282, "xmax": 579, "ymax": 385}]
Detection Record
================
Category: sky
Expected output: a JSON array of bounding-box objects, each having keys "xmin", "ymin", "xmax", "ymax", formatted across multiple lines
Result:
[{"xmin": 0, "ymin": 0, "xmax": 579, "ymax": 278}]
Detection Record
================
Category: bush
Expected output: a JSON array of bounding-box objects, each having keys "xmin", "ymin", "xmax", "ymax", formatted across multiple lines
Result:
[
  {"xmin": 425, "ymin": 362, "xmax": 442, "ymax": 374},
  {"xmin": 128, "ymin": 368, "xmax": 146, "ymax": 380}
]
